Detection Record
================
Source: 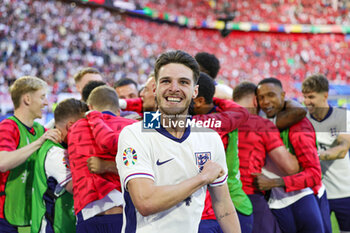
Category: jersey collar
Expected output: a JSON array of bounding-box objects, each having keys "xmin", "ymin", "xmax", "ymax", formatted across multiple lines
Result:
[
  {"xmin": 208, "ymin": 106, "xmax": 217, "ymax": 114},
  {"xmin": 310, "ymin": 106, "xmax": 333, "ymax": 122},
  {"xmin": 155, "ymin": 117, "xmax": 191, "ymax": 143},
  {"xmin": 13, "ymin": 115, "xmax": 36, "ymax": 135},
  {"xmin": 102, "ymin": 111, "xmax": 116, "ymax": 117}
]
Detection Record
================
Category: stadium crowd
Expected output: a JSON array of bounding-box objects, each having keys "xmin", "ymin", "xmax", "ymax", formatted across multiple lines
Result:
[
  {"xmin": 1, "ymin": 0, "xmax": 350, "ymax": 112},
  {"xmin": 0, "ymin": 0, "xmax": 156, "ymax": 95},
  {"xmin": 1, "ymin": 1, "xmax": 350, "ymax": 232},
  {"xmin": 0, "ymin": 53, "xmax": 349, "ymax": 233},
  {"xmin": 143, "ymin": 0, "xmax": 350, "ymax": 24}
]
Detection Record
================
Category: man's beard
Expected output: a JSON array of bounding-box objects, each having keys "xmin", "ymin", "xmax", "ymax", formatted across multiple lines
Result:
[
  {"xmin": 158, "ymin": 106, "xmax": 188, "ymax": 116},
  {"xmin": 156, "ymin": 97, "xmax": 192, "ymax": 117}
]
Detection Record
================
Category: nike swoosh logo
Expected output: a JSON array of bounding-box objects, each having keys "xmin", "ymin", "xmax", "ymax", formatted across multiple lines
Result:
[{"xmin": 156, "ymin": 158, "xmax": 174, "ymax": 166}]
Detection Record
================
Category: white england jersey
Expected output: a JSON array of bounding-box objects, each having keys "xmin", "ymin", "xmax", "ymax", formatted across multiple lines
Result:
[
  {"xmin": 116, "ymin": 121, "xmax": 228, "ymax": 233},
  {"xmin": 45, "ymin": 146, "xmax": 72, "ymax": 194},
  {"xmin": 41, "ymin": 146, "xmax": 72, "ymax": 233},
  {"xmin": 307, "ymin": 107, "xmax": 350, "ymax": 199}
]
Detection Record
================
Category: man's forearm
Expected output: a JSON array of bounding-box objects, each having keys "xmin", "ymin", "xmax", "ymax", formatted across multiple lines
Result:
[
  {"xmin": 210, "ymin": 184, "xmax": 241, "ymax": 233},
  {"xmin": 215, "ymin": 203, "xmax": 241, "ymax": 233},
  {"xmin": 128, "ymin": 160, "xmax": 224, "ymax": 216},
  {"xmin": 319, "ymin": 147, "xmax": 347, "ymax": 160},
  {"xmin": 319, "ymin": 135, "xmax": 350, "ymax": 160},
  {"xmin": 254, "ymin": 174, "xmax": 285, "ymax": 191},
  {"xmin": 271, "ymin": 178, "xmax": 285, "ymax": 188},
  {"xmin": 128, "ymin": 174, "xmax": 208, "ymax": 216},
  {"xmin": 0, "ymin": 139, "xmax": 42, "ymax": 172},
  {"xmin": 102, "ymin": 160, "xmax": 118, "ymax": 174},
  {"xmin": 261, "ymin": 177, "xmax": 285, "ymax": 190},
  {"xmin": 276, "ymin": 100, "xmax": 306, "ymax": 130},
  {"xmin": 87, "ymin": 157, "xmax": 118, "ymax": 174}
]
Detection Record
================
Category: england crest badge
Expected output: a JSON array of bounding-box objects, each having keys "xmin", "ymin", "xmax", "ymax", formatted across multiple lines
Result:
[{"xmin": 195, "ymin": 152, "xmax": 211, "ymax": 171}]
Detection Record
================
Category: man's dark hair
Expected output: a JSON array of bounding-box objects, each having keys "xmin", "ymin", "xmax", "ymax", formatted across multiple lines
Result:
[
  {"xmin": 197, "ymin": 72, "xmax": 215, "ymax": 104},
  {"xmin": 82, "ymin": 81, "xmax": 106, "ymax": 102},
  {"xmin": 195, "ymin": 52, "xmax": 220, "ymax": 79},
  {"xmin": 302, "ymin": 74, "xmax": 329, "ymax": 93},
  {"xmin": 54, "ymin": 98, "xmax": 88, "ymax": 123},
  {"xmin": 233, "ymin": 82, "xmax": 257, "ymax": 101},
  {"xmin": 113, "ymin": 78, "xmax": 138, "ymax": 89},
  {"xmin": 257, "ymin": 77, "xmax": 283, "ymax": 89},
  {"xmin": 154, "ymin": 50, "xmax": 200, "ymax": 85}
]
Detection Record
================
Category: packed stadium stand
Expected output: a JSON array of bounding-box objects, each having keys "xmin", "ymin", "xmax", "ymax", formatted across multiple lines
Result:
[
  {"xmin": 1, "ymin": 1, "xmax": 350, "ymax": 233},
  {"xmin": 1, "ymin": 0, "xmax": 350, "ymax": 115},
  {"xmin": 143, "ymin": 0, "xmax": 350, "ymax": 24}
]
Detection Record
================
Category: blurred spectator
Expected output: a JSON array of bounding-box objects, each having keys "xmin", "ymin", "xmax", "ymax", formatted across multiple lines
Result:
[
  {"xmin": 0, "ymin": 0, "xmax": 350, "ymax": 110},
  {"xmin": 113, "ymin": 78, "xmax": 139, "ymax": 99},
  {"xmin": 143, "ymin": 0, "xmax": 350, "ymax": 25}
]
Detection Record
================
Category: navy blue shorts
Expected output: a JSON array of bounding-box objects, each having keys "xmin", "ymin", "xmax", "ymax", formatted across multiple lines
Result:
[
  {"xmin": 237, "ymin": 211, "xmax": 253, "ymax": 233},
  {"xmin": 248, "ymin": 194, "xmax": 281, "ymax": 233},
  {"xmin": 198, "ymin": 219, "xmax": 223, "ymax": 233},
  {"xmin": 0, "ymin": 218, "xmax": 17, "ymax": 233},
  {"xmin": 329, "ymin": 196, "xmax": 350, "ymax": 231},
  {"xmin": 76, "ymin": 212, "xmax": 123, "ymax": 233},
  {"xmin": 272, "ymin": 194, "xmax": 324, "ymax": 233},
  {"xmin": 316, "ymin": 192, "xmax": 332, "ymax": 233}
]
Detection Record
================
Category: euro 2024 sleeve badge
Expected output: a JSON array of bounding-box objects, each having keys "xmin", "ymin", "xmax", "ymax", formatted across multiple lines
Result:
[{"xmin": 123, "ymin": 147, "xmax": 137, "ymax": 166}]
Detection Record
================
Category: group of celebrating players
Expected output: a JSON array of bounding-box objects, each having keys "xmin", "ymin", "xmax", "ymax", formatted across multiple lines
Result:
[{"xmin": 0, "ymin": 50, "xmax": 349, "ymax": 233}]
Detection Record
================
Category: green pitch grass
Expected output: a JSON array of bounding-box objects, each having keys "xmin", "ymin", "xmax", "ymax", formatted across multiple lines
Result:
[{"xmin": 331, "ymin": 211, "xmax": 340, "ymax": 233}]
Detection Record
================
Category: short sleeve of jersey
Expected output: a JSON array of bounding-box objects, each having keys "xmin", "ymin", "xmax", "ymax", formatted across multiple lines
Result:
[
  {"xmin": 45, "ymin": 146, "xmax": 72, "ymax": 189},
  {"xmin": 208, "ymin": 132, "xmax": 228, "ymax": 187},
  {"xmin": 334, "ymin": 108, "xmax": 350, "ymax": 134},
  {"xmin": 0, "ymin": 119, "xmax": 19, "ymax": 151},
  {"xmin": 116, "ymin": 125, "xmax": 155, "ymax": 190}
]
